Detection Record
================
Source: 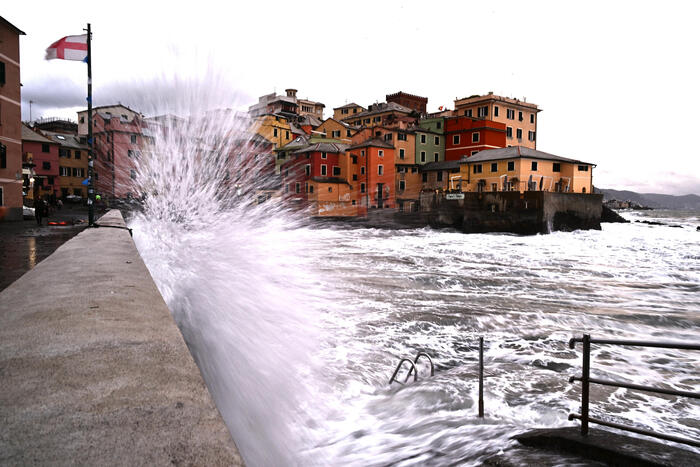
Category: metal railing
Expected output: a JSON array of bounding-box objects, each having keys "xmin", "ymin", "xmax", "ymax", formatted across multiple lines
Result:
[
  {"xmin": 388, "ymin": 337, "xmax": 485, "ymax": 418},
  {"xmin": 568, "ymin": 334, "xmax": 700, "ymax": 447}
]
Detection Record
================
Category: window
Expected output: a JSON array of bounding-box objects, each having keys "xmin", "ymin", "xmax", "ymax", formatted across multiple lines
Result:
[
  {"xmin": 352, "ymin": 200, "xmax": 356, "ymax": 205},
  {"xmin": 130, "ymin": 135, "xmax": 137, "ymax": 144},
  {"xmin": 399, "ymin": 148, "xmax": 405, "ymax": 159},
  {"xmin": 73, "ymin": 188, "xmax": 81, "ymax": 196},
  {"xmin": 507, "ymin": 109, "xmax": 515, "ymax": 119},
  {"xmin": 284, "ymin": 169, "xmax": 289, "ymax": 177},
  {"xmin": 128, "ymin": 149, "xmax": 134, "ymax": 158},
  {"xmin": 352, "ymin": 174, "xmax": 358, "ymax": 181},
  {"xmin": 305, "ymin": 164, "xmax": 311, "ymax": 176},
  {"xmin": 494, "ymin": 106, "xmax": 499, "ymax": 117},
  {"xmin": 309, "ymin": 185, "xmax": 314, "ymax": 193},
  {"xmin": 321, "ymin": 164, "xmax": 327, "ymax": 176},
  {"xmin": 378, "ymin": 150, "xmax": 384, "ymax": 157},
  {"xmin": 361, "ymin": 150, "xmax": 365, "ymax": 157},
  {"xmin": 328, "ymin": 187, "xmax": 333, "ymax": 192},
  {"xmin": 364, "ymin": 118, "xmax": 370, "ymax": 124},
  {"xmin": 491, "ymin": 162, "xmax": 498, "ymax": 172},
  {"xmin": 518, "ymin": 111, "xmax": 523, "ymax": 121},
  {"xmin": 42, "ymin": 143, "xmax": 50, "ymax": 153},
  {"xmin": 578, "ymin": 165, "xmax": 589, "ymax": 171},
  {"xmin": 530, "ymin": 114, "xmax": 535, "ymax": 124},
  {"xmin": 436, "ymin": 121, "xmax": 442, "ymax": 129},
  {"xmin": 373, "ymin": 116, "xmax": 381, "ymax": 122},
  {"xmin": 491, "ymin": 183, "xmax": 498, "ymax": 192},
  {"xmin": 528, "ymin": 131, "xmax": 536, "ymax": 142},
  {"xmin": 47, "ymin": 176, "xmax": 54, "ymax": 185},
  {"xmin": 378, "ymin": 165, "xmax": 383, "ymax": 175},
  {"xmin": 346, "ymin": 130, "xmax": 352, "ymax": 137},
  {"xmin": 341, "ymin": 108, "xmax": 348, "ymax": 115},
  {"xmin": 60, "ymin": 166, "xmax": 70, "ymax": 176},
  {"xmin": 333, "ymin": 166, "xmax": 341, "ymax": 176},
  {"xmin": 473, "ymin": 164, "xmax": 482, "ymax": 174},
  {"xmin": 332, "ymin": 130, "xmax": 340, "ymax": 138},
  {"xmin": 0, "ymin": 143, "xmax": 5, "ymax": 169},
  {"xmin": 273, "ymin": 128, "xmax": 278, "ymax": 137},
  {"xmin": 472, "ymin": 132, "xmax": 480, "ymax": 143},
  {"xmin": 285, "ymin": 184, "xmax": 289, "ymax": 193},
  {"xmin": 553, "ymin": 163, "xmax": 561, "ymax": 172},
  {"xmin": 360, "ymin": 183, "xmax": 366, "ymax": 193},
  {"xmin": 478, "ymin": 106, "xmax": 488, "ymax": 117},
  {"xmin": 437, "ymin": 171, "xmax": 443, "ymax": 182},
  {"xmin": 130, "ymin": 169, "xmax": 136, "ymax": 179},
  {"xmin": 420, "ymin": 151, "xmax": 426, "ymax": 163},
  {"xmin": 59, "ymin": 148, "xmax": 69, "ymax": 158},
  {"xmin": 75, "ymin": 150, "xmax": 81, "ymax": 159},
  {"xmin": 285, "ymin": 131, "xmax": 289, "ymax": 139},
  {"xmin": 420, "ymin": 134, "xmax": 426, "ymax": 144},
  {"xmin": 398, "ymin": 133, "xmax": 407, "ymax": 141},
  {"xmin": 453, "ymin": 135, "xmax": 460, "ymax": 145},
  {"xmin": 399, "ymin": 180, "xmax": 405, "ymax": 191},
  {"xmin": 531, "ymin": 161, "xmax": 538, "ymax": 171},
  {"xmin": 361, "ymin": 166, "xmax": 365, "ymax": 175},
  {"xmin": 351, "ymin": 155, "xmax": 357, "ymax": 164},
  {"xmin": 384, "ymin": 133, "xmax": 392, "ymax": 141},
  {"xmin": 434, "ymin": 136, "xmax": 440, "ymax": 145},
  {"xmin": 43, "ymin": 161, "xmax": 51, "ymax": 170},
  {"xmin": 321, "ymin": 152, "xmax": 327, "ymax": 159},
  {"xmin": 295, "ymin": 183, "xmax": 301, "ymax": 193},
  {"xmin": 305, "ymin": 183, "xmax": 309, "ymax": 193},
  {"xmin": 72, "ymin": 167, "xmax": 84, "ymax": 177},
  {"xmin": 80, "ymin": 116, "xmax": 85, "ymax": 123},
  {"xmin": 422, "ymin": 173, "xmax": 428, "ymax": 182},
  {"xmin": 434, "ymin": 153, "xmax": 439, "ymax": 162},
  {"xmin": 507, "ymin": 127, "xmax": 513, "ymax": 138},
  {"xmin": 516, "ymin": 128, "xmax": 523, "ymax": 140},
  {"xmin": 465, "ymin": 109, "xmax": 473, "ymax": 117}
]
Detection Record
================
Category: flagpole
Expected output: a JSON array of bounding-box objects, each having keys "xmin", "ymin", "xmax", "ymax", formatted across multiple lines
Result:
[{"xmin": 86, "ymin": 23, "xmax": 94, "ymax": 226}]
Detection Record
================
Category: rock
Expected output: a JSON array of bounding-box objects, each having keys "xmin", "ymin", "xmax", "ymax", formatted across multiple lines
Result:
[{"xmin": 600, "ymin": 206, "xmax": 629, "ymax": 223}]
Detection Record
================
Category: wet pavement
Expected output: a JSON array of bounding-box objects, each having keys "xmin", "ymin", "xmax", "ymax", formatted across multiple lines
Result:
[{"xmin": 0, "ymin": 206, "xmax": 92, "ymax": 292}]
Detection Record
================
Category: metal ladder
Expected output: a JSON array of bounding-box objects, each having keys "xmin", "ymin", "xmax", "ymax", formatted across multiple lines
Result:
[{"xmin": 388, "ymin": 352, "xmax": 434, "ymax": 385}]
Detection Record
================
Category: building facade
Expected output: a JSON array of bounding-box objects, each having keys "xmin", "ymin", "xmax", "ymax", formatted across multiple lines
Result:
[
  {"xmin": 332, "ymin": 103, "xmax": 366, "ymax": 121},
  {"xmin": 444, "ymin": 117, "xmax": 507, "ymax": 161},
  {"xmin": 22, "ymin": 124, "xmax": 60, "ymax": 201},
  {"xmin": 44, "ymin": 131, "xmax": 90, "ymax": 200},
  {"xmin": 386, "ymin": 91, "xmax": 428, "ymax": 114},
  {"xmin": 453, "ymin": 92, "xmax": 540, "ymax": 149},
  {"xmin": 0, "ymin": 17, "xmax": 25, "ymax": 220},
  {"xmin": 341, "ymin": 102, "xmax": 415, "ymax": 128}
]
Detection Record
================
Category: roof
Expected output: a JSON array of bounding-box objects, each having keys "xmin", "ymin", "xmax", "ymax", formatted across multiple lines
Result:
[
  {"xmin": 421, "ymin": 160, "xmax": 461, "ymax": 172},
  {"xmin": 454, "ymin": 93, "xmax": 540, "ymax": 111},
  {"xmin": 333, "ymin": 102, "xmax": 364, "ymax": 110},
  {"xmin": 21, "ymin": 124, "xmax": 55, "ymax": 144},
  {"xmin": 298, "ymin": 114, "xmax": 323, "ymax": 127},
  {"xmin": 346, "ymin": 102, "xmax": 414, "ymax": 120},
  {"xmin": 41, "ymin": 131, "xmax": 89, "ymax": 150},
  {"xmin": 78, "ymin": 103, "xmax": 143, "ymax": 116},
  {"xmin": 0, "ymin": 16, "xmax": 25, "ymax": 35},
  {"xmin": 277, "ymin": 134, "xmax": 311, "ymax": 151},
  {"xmin": 347, "ymin": 138, "xmax": 394, "ymax": 150},
  {"xmin": 291, "ymin": 142, "xmax": 348, "ymax": 154},
  {"xmin": 461, "ymin": 146, "xmax": 595, "ymax": 166},
  {"xmin": 310, "ymin": 176, "xmax": 351, "ymax": 185}
]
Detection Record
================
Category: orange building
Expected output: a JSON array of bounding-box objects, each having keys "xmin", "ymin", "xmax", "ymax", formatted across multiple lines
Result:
[
  {"xmin": 332, "ymin": 103, "xmax": 366, "ymax": 121},
  {"xmin": 347, "ymin": 135, "xmax": 395, "ymax": 211},
  {"xmin": 342, "ymin": 102, "xmax": 416, "ymax": 128},
  {"xmin": 444, "ymin": 116, "xmax": 507, "ymax": 161},
  {"xmin": 315, "ymin": 118, "xmax": 358, "ymax": 142}
]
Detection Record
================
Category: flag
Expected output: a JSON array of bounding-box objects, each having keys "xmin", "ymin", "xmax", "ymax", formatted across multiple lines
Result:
[
  {"xmin": 81, "ymin": 178, "xmax": 90, "ymax": 186},
  {"xmin": 45, "ymin": 34, "xmax": 88, "ymax": 61}
]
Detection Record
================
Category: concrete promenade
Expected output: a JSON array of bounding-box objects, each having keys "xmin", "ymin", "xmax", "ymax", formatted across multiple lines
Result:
[{"xmin": 0, "ymin": 211, "xmax": 243, "ymax": 465}]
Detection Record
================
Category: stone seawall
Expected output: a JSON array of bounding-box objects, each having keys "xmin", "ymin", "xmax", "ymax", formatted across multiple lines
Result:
[{"xmin": 0, "ymin": 210, "xmax": 243, "ymax": 465}]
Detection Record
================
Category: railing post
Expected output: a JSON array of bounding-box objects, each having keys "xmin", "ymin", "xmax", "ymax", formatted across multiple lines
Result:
[
  {"xmin": 478, "ymin": 336, "xmax": 484, "ymax": 418},
  {"xmin": 581, "ymin": 334, "xmax": 591, "ymax": 435}
]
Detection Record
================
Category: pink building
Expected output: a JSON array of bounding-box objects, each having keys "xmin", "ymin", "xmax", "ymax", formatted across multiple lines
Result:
[
  {"xmin": 21, "ymin": 124, "xmax": 60, "ymax": 200},
  {"xmin": 77, "ymin": 104, "xmax": 147, "ymax": 201}
]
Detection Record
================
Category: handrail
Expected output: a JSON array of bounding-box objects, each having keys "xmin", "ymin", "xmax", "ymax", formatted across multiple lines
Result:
[
  {"xmin": 389, "ymin": 358, "xmax": 418, "ymax": 385},
  {"xmin": 569, "ymin": 334, "xmax": 700, "ymax": 447},
  {"xmin": 404, "ymin": 352, "xmax": 435, "ymax": 383}
]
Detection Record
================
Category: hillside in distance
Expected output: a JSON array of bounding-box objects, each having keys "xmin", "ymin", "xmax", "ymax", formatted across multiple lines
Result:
[{"xmin": 597, "ymin": 188, "xmax": 700, "ymax": 210}]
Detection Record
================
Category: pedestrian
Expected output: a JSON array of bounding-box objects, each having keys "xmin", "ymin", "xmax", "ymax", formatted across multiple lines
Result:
[
  {"xmin": 57, "ymin": 199, "xmax": 63, "ymax": 210},
  {"xmin": 34, "ymin": 197, "xmax": 44, "ymax": 226}
]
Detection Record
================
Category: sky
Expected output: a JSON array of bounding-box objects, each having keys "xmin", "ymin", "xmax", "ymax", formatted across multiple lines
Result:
[{"xmin": 5, "ymin": 0, "xmax": 700, "ymax": 195}]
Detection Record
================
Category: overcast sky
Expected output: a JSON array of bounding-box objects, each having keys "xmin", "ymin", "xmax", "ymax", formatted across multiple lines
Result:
[{"xmin": 5, "ymin": 0, "xmax": 699, "ymax": 195}]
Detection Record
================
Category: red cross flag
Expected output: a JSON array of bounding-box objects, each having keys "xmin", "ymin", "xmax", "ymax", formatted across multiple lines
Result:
[{"xmin": 45, "ymin": 34, "xmax": 88, "ymax": 61}]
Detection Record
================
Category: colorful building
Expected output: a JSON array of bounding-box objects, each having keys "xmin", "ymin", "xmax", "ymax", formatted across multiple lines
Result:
[
  {"xmin": 458, "ymin": 146, "xmax": 595, "ymax": 194},
  {"xmin": 0, "ymin": 16, "xmax": 25, "ymax": 220},
  {"xmin": 342, "ymin": 102, "xmax": 416, "ymax": 128},
  {"xmin": 43, "ymin": 131, "xmax": 89, "ymax": 200},
  {"xmin": 249, "ymin": 89, "xmax": 325, "ymax": 120},
  {"xmin": 415, "ymin": 117, "xmax": 444, "ymax": 165},
  {"xmin": 420, "ymin": 160, "xmax": 462, "ymax": 192},
  {"xmin": 347, "ymin": 136, "xmax": 395, "ymax": 210},
  {"xmin": 315, "ymin": 118, "xmax": 358, "ymax": 142},
  {"xmin": 386, "ymin": 91, "xmax": 428, "ymax": 115},
  {"xmin": 77, "ymin": 104, "xmax": 147, "ymax": 201},
  {"xmin": 444, "ymin": 116, "xmax": 506, "ymax": 161},
  {"xmin": 22, "ymin": 124, "xmax": 60, "ymax": 200},
  {"xmin": 453, "ymin": 92, "xmax": 540, "ymax": 149},
  {"xmin": 332, "ymin": 103, "xmax": 366, "ymax": 121}
]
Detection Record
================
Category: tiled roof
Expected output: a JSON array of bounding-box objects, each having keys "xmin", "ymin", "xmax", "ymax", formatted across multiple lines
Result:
[
  {"xmin": 333, "ymin": 102, "xmax": 364, "ymax": 110},
  {"xmin": 461, "ymin": 146, "xmax": 595, "ymax": 166},
  {"xmin": 347, "ymin": 102, "xmax": 414, "ymax": 119},
  {"xmin": 347, "ymin": 138, "xmax": 394, "ymax": 150},
  {"xmin": 420, "ymin": 160, "xmax": 461, "ymax": 171},
  {"xmin": 41, "ymin": 131, "xmax": 89, "ymax": 150},
  {"xmin": 21, "ymin": 124, "xmax": 54, "ymax": 144},
  {"xmin": 291, "ymin": 142, "xmax": 348, "ymax": 154}
]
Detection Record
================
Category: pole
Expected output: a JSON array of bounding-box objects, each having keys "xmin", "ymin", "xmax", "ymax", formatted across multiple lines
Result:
[
  {"xmin": 86, "ymin": 23, "xmax": 94, "ymax": 226},
  {"xmin": 581, "ymin": 333, "xmax": 591, "ymax": 435},
  {"xmin": 478, "ymin": 336, "xmax": 484, "ymax": 418}
]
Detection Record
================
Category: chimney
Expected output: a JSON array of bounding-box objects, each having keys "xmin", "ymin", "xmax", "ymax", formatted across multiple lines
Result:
[{"xmin": 285, "ymin": 89, "xmax": 298, "ymax": 98}]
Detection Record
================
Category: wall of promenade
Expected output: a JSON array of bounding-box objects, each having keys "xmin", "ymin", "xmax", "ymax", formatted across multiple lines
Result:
[{"xmin": 0, "ymin": 210, "xmax": 243, "ymax": 465}]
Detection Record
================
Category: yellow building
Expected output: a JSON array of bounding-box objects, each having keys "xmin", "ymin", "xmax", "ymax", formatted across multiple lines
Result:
[
  {"xmin": 454, "ymin": 92, "xmax": 540, "ymax": 149},
  {"xmin": 333, "ymin": 103, "xmax": 366, "ymax": 121},
  {"xmin": 315, "ymin": 118, "xmax": 358, "ymax": 142},
  {"xmin": 458, "ymin": 146, "xmax": 595, "ymax": 194},
  {"xmin": 341, "ymin": 102, "xmax": 415, "ymax": 128},
  {"xmin": 307, "ymin": 179, "xmax": 358, "ymax": 217},
  {"xmin": 250, "ymin": 115, "xmax": 294, "ymax": 149}
]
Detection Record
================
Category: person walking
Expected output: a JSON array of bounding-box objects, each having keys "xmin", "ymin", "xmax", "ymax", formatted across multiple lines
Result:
[{"xmin": 34, "ymin": 197, "xmax": 44, "ymax": 226}]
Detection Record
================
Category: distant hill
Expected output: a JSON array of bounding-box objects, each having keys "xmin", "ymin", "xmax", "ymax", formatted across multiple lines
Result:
[{"xmin": 596, "ymin": 188, "xmax": 700, "ymax": 210}]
